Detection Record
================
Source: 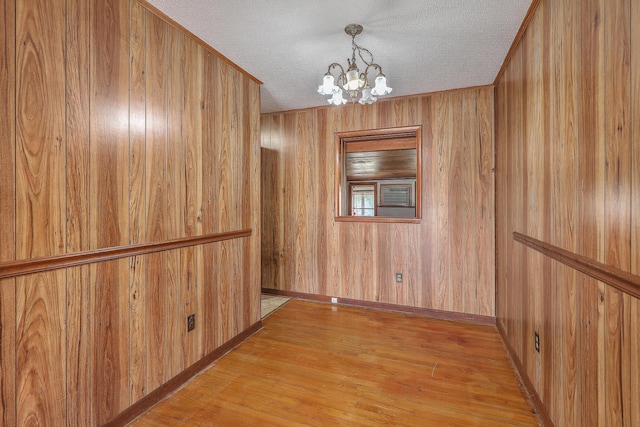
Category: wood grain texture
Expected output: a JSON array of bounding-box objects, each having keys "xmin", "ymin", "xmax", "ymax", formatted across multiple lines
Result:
[
  {"xmin": 261, "ymin": 87, "xmax": 495, "ymax": 317},
  {"xmin": 632, "ymin": 0, "xmax": 640, "ymax": 421},
  {"xmin": 15, "ymin": 0, "xmax": 67, "ymax": 425},
  {"xmin": 200, "ymin": 49, "xmax": 218, "ymax": 356},
  {"xmin": 246, "ymin": 76, "xmax": 262, "ymax": 333},
  {"xmin": 0, "ymin": 0, "xmax": 16, "ymax": 424},
  {"xmin": 475, "ymin": 88, "xmax": 494, "ymax": 316},
  {"xmin": 0, "ymin": 0, "xmax": 261, "ymax": 425},
  {"xmin": 129, "ymin": 300, "xmax": 540, "ymax": 426},
  {"xmin": 135, "ymin": 0, "xmax": 261, "ymax": 85},
  {"xmin": 144, "ymin": 10, "xmax": 169, "ymax": 393},
  {"xmin": 175, "ymin": 34, "xmax": 199, "ymax": 369},
  {"xmin": 128, "ymin": 0, "xmax": 147, "ymax": 404},
  {"xmin": 576, "ymin": 0, "xmax": 606, "ymax": 425},
  {"xmin": 495, "ymin": 0, "xmax": 640, "ymax": 424},
  {"xmin": 108, "ymin": 319, "xmax": 262, "ymax": 427},
  {"xmin": 66, "ymin": 0, "xmax": 92, "ymax": 424},
  {"xmin": 494, "ymin": 0, "xmax": 542, "ymax": 86},
  {"xmin": 166, "ymin": 39, "xmax": 186, "ymax": 362},
  {"xmin": 554, "ymin": 1, "xmax": 578, "ymax": 422},
  {"xmin": 178, "ymin": 32, "xmax": 199, "ymax": 371},
  {"xmin": 90, "ymin": 0, "xmax": 132, "ymax": 421}
]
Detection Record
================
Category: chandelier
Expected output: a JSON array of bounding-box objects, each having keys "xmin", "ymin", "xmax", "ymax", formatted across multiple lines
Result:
[{"xmin": 317, "ymin": 24, "xmax": 392, "ymax": 105}]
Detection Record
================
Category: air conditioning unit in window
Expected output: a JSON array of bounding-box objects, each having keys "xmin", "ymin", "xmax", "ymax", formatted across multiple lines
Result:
[{"xmin": 380, "ymin": 184, "xmax": 413, "ymax": 207}]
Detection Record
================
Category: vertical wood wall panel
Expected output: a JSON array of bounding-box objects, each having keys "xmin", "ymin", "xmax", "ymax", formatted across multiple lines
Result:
[
  {"xmin": 495, "ymin": 0, "xmax": 640, "ymax": 425},
  {"xmin": 194, "ymin": 43, "xmax": 205, "ymax": 359},
  {"xmin": 260, "ymin": 116, "xmax": 276, "ymax": 288},
  {"xmin": 604, "ymin": 2, "xmax": 631, "ymax": 424},
  {"xmin": 90, "ymin": 0, "xmax": 131, "ymax": 422},
  {"xmin": 0, "ymin": 0, "xmax": 16, "ymax": 425},
  {"xmin": 632, "ymin": 1, "xmax": 640, "ymax": 423},
  {"xmin": 434, "ymin": 93, "xmax": 451, "ymax": 312},
  {"xmin": 0, "ymin": 0, "xmax": 261, "ymax": 424},
  {"xmin": 294, "ymin": 112, "xmax": 311, "ymax": 299},
  {"xmin": 448, "ymin": 91, "xmax": 466, "ymax": 313},
  {"xmin": 475, "ymin": 89, "xmax": 494, "ymax": 317},
  {"xmin": 556, "ymin": 0, "xmax": 579, "ymax": 422},
  {"xmin": 144, "ymin": 11, "xmax": 168, "ymax": 393},
  {"xmin": 200, "ymin": 50, "xmax": 218, "ymax": 355},
  {"xmin": 15, "ymin": 0, "xmax": 67, "ymax": 424},
  {"xmin": 128, "ymin": 0, "xmax": 147, "ymax": 404},
  {"xmin": 460, "ymin": 92, "xmax": 477, "ymax": 313},
  {"xmin": 178, "ymin": 32, "xmax": 199, "ymax": 370},
  {"xmin": 166, "ymin": 24, "xmax": 184, "ymax": 379},
  {"xmin": 261, "ymin": 87, "xmax": 495, "ymax": 317},
  {"xmin": 214, "ymin": 65, "xmax": 235, "ymax": 347},
  {"xmin": 65, "ymin": 0, "xmax": 92, "ymax": 424},
  {"xmin": 247, "ymin": 79, "xmax": 261, "ymax": 330},
  {"xmin": 576, "ymin": 0, "xmax": 605, "ymax": 425}
]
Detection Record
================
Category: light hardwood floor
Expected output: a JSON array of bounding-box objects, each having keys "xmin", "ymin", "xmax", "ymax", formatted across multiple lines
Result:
[{"xmin": 129, "ymin": 300, "xmax": 541, "ymax": 426}]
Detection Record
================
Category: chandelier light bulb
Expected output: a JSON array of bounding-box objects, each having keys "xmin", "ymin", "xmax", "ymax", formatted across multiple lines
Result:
[{"xmin": 345, "ymin": 68, "xmax": 361, "ymax": 91}]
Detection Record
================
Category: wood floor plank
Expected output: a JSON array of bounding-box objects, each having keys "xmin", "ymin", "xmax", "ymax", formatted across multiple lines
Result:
[{"xmin": 129, "ymin": 300, "xmax": 541, "ymax": 426}]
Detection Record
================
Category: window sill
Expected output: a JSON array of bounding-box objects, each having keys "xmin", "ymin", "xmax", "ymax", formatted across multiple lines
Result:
[{"xmin": 335, "ymin": 216, "xmax": 421, "ymax": 224}]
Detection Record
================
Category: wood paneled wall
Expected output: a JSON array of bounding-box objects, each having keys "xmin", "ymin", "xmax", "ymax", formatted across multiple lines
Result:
[
  {"xmin": 0, "ymin": 0, "xmax": 261, "ymax": 425},
  {"xmin": 495, "ymin": 0, "xmax": 640, "ymax": 424},
  {"xmin": 261, "ymin": 87, "xmax": 495, "ymax": 317}
]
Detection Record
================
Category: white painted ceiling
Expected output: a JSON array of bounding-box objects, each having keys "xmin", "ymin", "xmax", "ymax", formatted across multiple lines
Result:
[{"xmin": 147, "ymin": 0, "xmax": 532, "ymax": 114}]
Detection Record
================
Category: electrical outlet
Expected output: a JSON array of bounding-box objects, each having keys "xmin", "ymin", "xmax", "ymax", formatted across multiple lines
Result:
[
  {"xmin": 331, "ymin": 297, "xmax": 338, "ymax": 304},
  {"xmin": 534, "ymin": 331, "xmax": 540, "ymax": 353},
  {"xmin": 187, "ymin": 314, "xmax": 195, "ymax": 332},
  {"xmin": 395, "ymin": 272, "xmax": 403, "ymax": 283}
]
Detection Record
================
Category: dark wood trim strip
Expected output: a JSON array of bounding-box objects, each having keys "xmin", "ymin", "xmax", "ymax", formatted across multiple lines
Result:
[
  {"xmin": 104, "ymin": 320, "xmax": 263, "ymax": 427},
  {"xmin": 134, "ymin": 0, "xmax": 262, "ymax": 85},
  {"xmin": 0, "ymin": 229, "xmax": 252, "ymax": 280},
  {"xmin": 261, "ymin": 289, "xmax": 496, "ymax": 326},
  {"xmin": 496, "ymin": 320, "xmax": 554, "ymax": 427},
  {"xmin": 334, "ymin": 217, "xmax": 422, "ymax": 224},
  {"xmin": 493, "ymin": 0, "xmax": 542, "ymax": 86},
  {"xmin": 513, "ymin": 232, "xmax": 640, "ymax": 299}
]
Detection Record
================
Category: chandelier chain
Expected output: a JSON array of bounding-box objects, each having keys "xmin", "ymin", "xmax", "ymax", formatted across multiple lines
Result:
[{"xmin": 352, "ymin": 36, "xmax": 374, "ymax": 67}]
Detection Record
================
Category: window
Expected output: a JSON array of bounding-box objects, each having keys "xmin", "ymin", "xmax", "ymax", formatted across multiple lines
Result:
[
  {"xmin": 349, "ymin": 183, "xmax": 377, "ymax": 216},
  {"xmin": 335, "ymin": 126, "xmax": 421, "ymax": 222}
]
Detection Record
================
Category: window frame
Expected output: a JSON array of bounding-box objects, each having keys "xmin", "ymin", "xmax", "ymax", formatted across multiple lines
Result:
[
  {"xmin": 348, "ymin": 182, "xmax": 378, "ymax": 217},
  {"xmin": 334, "ymin": 125, "xmax": 422, "ymax": 223}
]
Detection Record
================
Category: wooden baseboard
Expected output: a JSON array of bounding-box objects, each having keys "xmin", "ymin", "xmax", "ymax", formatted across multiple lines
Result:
[
  {"xmin": 104, "ymin": 320, "xmax": 263, "ymax": 427},
  {"xmin": 261, "ymin": 288, "xmax": 496, "ymax": 325},
  {"xmin": 496, "ymin": 320, "xmax": 554, "ymax": 427}
]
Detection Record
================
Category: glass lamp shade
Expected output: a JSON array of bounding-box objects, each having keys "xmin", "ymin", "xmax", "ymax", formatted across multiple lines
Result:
[
  {"xmin": 371, "ymin": 73, "xmax": 392, "ymax": 96},
  {"xmin": 345, "ymin": 68, "xmax": 362, "ymax": 91},
  {"xmin": 328, "ymin": 89, "xmax": 347, "ymax": 105},
  {"xmin": 358, "ymin": 87, "xmax": 377, "ymax": 105},
  {"xmin": 318, "ymin": 73, "xmax": 339, "ymax": 95}
]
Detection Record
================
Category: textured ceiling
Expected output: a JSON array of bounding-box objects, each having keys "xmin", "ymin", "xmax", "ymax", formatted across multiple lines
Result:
[{"xmin": 146, "ymin": 0, "xmax": 532, "ymax": 113}]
